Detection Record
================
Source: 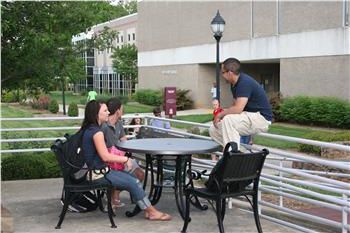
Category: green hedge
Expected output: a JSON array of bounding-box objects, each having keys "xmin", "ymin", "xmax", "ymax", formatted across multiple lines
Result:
[
  {"xmin": 1, "ymin": 153, "xmax": 61, "ymax": 180},
  {"xmin": 134, "ymin": 88, "xmax": 194, "ymax": 110},
  {"xmin": 298, "ymin": 131, "xmax": 350, "ymax": 155},
  {"xmin": 134, "ymin": 89, "xmax": 162, "ymax": 106},
  {"xmin": 280, "ymin": 96, "xmax": 350, "ymax": 129}
]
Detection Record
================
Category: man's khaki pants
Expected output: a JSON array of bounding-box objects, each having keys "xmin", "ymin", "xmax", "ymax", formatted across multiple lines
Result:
[{"xmin": 209, "ymin": 111, "xmax": 270, "ymax": 150}]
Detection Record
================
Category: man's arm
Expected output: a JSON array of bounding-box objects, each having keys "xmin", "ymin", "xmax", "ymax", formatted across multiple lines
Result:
[{"xmin": 120, "ymin": 135, "xmax": 128, "ymax": 142}]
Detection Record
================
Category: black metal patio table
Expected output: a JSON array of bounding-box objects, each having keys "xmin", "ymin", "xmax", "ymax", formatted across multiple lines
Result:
[{"xmin": 116, "ymin": 138, "xmax": 221, "ymax": 219}]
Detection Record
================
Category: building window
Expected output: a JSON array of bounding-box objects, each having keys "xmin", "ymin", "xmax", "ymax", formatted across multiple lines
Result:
[
  {"xmin": 116, "ymin": 36, "xmax": 119, "ymax": 43},
  {"xmin": 121, "ymin": 35, "xmax": 123, "ymax": 43},
  {"xmin": 133, "ymin": 33, "xmax": 135, "ymax": 40},
  {"xmin": 128, "ymin": 34, "xmax": 131, "ymax": 41}
]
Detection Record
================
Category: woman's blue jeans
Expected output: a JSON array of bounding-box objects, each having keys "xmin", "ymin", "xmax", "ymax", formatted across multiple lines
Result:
[{"xmin": 104, "ymin": 169, "xmax": 151, "ymax": 209}]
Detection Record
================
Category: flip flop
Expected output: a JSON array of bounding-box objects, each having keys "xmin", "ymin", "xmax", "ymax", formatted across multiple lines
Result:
[{"xmin": 147, "ymin": 213, "xmax": 172, "ymax": 221}]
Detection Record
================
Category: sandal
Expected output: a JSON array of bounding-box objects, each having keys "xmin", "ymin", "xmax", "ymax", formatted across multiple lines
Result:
[
  {"xmin": 147, "ymin": 213, "xmax": 172, "ymax": 221},
  {"xmin": 112, "ymin": 199, "xmax": 125, "ymax": 208}
]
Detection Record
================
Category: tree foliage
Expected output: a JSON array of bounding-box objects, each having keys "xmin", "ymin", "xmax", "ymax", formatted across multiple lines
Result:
[
  {"xmin": 1, "ymin": 1, "xmax": 131, "ymax": 92},
  {"xmin": 111, "ymin": 44, "xmax": 138, "ymax": 83}
]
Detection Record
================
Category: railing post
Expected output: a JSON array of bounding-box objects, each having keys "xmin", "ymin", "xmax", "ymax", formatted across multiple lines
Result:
[
  {"xmin": 279, "ymin": 160, "xmax": 284, "ymax": 207},
  {"xmin": 258, "ymin": 181, "xmax": 262, "ymax": 215},
  {"xmin": 342, "ymin": 193, "xmax": 348, "ymax": 233}
]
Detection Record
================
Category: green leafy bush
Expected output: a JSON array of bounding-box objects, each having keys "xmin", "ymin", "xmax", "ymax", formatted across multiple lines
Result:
[
  {"xmin": 298, "ymin": 131, "xmax": 350, "ymax": 155},
  {"xmin": 48, "ymin": 99, "xmax": 59, "ymax": 113},
  {"xmin": 268, "ymin": 92, "xmax": 283, "ymax": 122},
  {"xmin": 187, "ymin": 127, "xmax": 210, "ymax": 137},
  {"xmin": 68, "ymin": 102, "xmax": 79, "ymax": 117},
  {"xmin": 134, "ymin": 89, "xmax": 162, "ymax": 106},
  {"xmin": 1, "ymin": 153, "xmax": 61, "ymax": 180},
  {"xmin": 1, "ymin": 91, "xmax": 17, "ymax": 103},
  {"xmin": 176, "ymin": 89, "xmax": 193, "ymax": 110},
  {"xmin": 280, "ymin": 96, "xmax": 350, "ymax": 128}
]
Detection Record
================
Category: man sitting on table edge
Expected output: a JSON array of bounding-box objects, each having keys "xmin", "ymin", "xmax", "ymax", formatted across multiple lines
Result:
[{"xmin": 209, "ymin": 57, "xmax": 272, "ymax": 151}]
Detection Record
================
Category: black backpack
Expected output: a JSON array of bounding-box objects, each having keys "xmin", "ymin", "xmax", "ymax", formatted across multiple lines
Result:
[
  {"xmin": 60, "ymin": 130, "xmax": 99, "ymax": 212},
  {"xmin": 61, "ymin": 191, "xmax": 99, "ymax": 213},
  {"xmin": 62, "ymin": 130, "xmax": 88, "ymax": 183}
]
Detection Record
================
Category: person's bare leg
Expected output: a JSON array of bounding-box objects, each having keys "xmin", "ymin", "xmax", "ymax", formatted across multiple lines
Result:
[{"xmin": 112, "ymin": 189, "xmax": 124, "ymax": 207}]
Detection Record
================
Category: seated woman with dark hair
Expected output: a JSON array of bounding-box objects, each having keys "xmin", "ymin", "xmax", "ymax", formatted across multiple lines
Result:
[
  {"xmin": 128, "ymin": 115, "xmax": 142, "ymax": 136},
  {"xmin": 81, "ymin": 100, "xmax": 171, "ymax": 221}
]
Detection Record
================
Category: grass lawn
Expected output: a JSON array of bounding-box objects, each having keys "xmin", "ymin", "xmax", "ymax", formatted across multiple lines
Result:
[
  {"xmin": 171, "ymin": 114, "xmax": 213, "ymax": 129},
  {"xmin": 49, "ymin": 91, "xmax": 155, "ymax": 113},
  {"xmin": 123, "ymin": 102, "xmax": 155, "ymax": 113},
  {"xmin": 49, "ymin": 91, "xmax": 87, "ymax": 105},
  {"xmin": 2, "ymin": 103, "xmax": 347, "ymax": 151},
  {"xmin": 1, "ymin": 104, "xmax": 80, "ymax": 151}
]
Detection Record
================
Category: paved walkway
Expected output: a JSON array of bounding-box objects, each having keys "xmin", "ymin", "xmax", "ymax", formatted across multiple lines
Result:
[{"xmin": 2, "ymin": 178, "xmax": 299, "ymax": 233}]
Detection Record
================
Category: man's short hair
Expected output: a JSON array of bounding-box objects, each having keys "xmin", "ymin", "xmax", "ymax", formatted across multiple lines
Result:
[
  {"xmin": 106, "ymin": 98, "xmax": 122, "ymax": 115},
  {"xmin": 222, "ymin": 58, "xmax": 241, "ymax": 75}
]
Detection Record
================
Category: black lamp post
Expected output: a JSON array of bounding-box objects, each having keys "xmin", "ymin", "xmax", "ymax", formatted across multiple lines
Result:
[
  {"xmin": 211, "ymin": 10, "xmax": 225, "ymax": 103},
  {"xmin": 58, "ymin": 47, "xmax": 66, "ymax": 115}
]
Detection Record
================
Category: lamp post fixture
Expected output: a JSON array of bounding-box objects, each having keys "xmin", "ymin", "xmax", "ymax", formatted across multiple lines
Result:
[
  {"xmin": 58, "ymin": 47, "xmax": 66, "ymax": 115},
  {"xmin": 211, "ymin": 10, "xmax": 225, "ymax": 103}
]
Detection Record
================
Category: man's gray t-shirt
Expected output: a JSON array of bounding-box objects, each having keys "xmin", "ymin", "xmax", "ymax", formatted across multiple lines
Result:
[{"xmin": 101, "ymin": 120, "xmax": 126, "ymax": 148}]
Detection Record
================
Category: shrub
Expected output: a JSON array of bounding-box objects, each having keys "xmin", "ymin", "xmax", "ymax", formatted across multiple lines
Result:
[
  {"xmin": 280, "ymin": 96, "xmax": 350, "ymax": 129},
  {"xmin": 48, "ymin": 99, "xmax": 59, "ymax": 113},
  {"xmin": 38, "ymin": 95, "xmax": 50, "ymax": 110},
  {"xmin": 30, "ymin": 100, "xmax": 41, "ymax": 109},
  {"xmin": 268, "ymin": 92, "xmax": 283, "ymax": 122},
  {"xmin": 1, "ymin": 91, "xmax": 18, "ymax": 103},
  {"xmin": 187, "ymin": 127, "xmax": 210, "ymax": 137},
  {"xmin": 31, "ymin": 95, "xmax": 51, "ymax": 110},
  {"xmin": 134, "ymin": 89, "xmax": 162, "ymax": 106},
  {"xmin": 68, "ymin": 102, "xmax": 79, "ymax": 117},
  {"xmin": 298, "ymin": 131, "xmax": 350, "ymax": 155},
  {"xmin": 176, "ymin": 89, "xmax": 193, "ymax": 110},
  {"xmin": 1, "ymin": 153, "xmax": 61, "ymax": 180}
]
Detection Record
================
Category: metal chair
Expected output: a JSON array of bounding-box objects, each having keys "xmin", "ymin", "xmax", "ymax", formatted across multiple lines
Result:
[
  {"xmin": 181, "ymin": 142, "xmax": 269, "ymax": 233},
  {"xmin": 51, "ymin": 139, "xmax": 116, "ymax": 229}
]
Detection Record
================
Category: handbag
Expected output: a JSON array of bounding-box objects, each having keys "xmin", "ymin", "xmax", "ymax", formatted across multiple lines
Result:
[{"xmin": 107, "ymin": 146, "xmax": 126, "ymax": 171}]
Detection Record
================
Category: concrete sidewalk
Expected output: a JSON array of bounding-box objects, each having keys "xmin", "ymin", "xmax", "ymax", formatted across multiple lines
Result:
[{"xmin": 2, "ymin": 178, "xmax": 298, "ymax": 233}]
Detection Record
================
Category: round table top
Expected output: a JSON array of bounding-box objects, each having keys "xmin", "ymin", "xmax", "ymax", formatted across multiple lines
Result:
[{"xmin": 116, "ymin": 138, "xmax": 221, "ymax": 155}]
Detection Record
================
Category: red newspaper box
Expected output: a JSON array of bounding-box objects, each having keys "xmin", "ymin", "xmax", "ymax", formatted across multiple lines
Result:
[{"xmin": 164, "ymin": 87, "xmax": 176, "ymax": 118}]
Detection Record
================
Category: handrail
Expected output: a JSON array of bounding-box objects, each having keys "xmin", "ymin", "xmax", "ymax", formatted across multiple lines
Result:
[{"xmin": 1, "ymin": 116, "xmax": 349, "ymax": 233}]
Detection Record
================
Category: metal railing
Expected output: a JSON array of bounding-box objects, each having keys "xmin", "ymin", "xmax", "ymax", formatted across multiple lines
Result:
[{"xmin": 1, "ymin": 115, "xmax": 349, "ymax": 233}]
